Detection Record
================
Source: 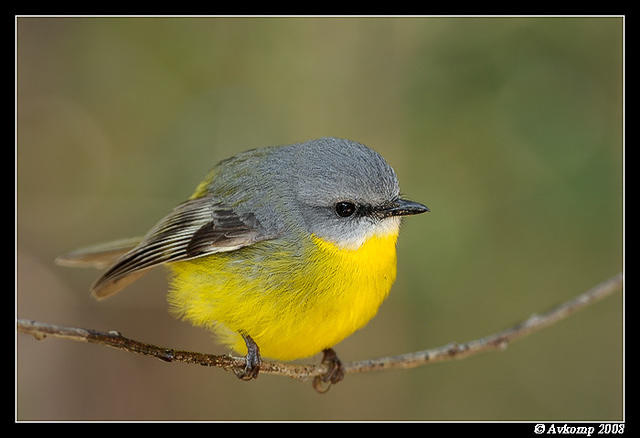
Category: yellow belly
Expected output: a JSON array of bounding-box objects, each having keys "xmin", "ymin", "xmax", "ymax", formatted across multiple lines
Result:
[{"xmin": 167, "ymin": 231, "xmax": 398, "ymax": 360}]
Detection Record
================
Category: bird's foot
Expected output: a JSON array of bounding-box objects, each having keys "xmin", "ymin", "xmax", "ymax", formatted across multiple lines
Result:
[
  {"xmin": 234, "ymin": 333, "xmax": 261, "ymax": 381},
  {"xmin": 312, "ymin": 348, "xmax": 345, "ymax": 393}
]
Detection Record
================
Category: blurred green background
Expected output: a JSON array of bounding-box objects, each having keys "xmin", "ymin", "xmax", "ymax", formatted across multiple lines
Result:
[{"xmin": 17, "ymin": 17, "xmax": 623, "ymax": 421}]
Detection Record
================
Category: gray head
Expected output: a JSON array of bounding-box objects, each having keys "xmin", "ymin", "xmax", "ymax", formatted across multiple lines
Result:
[
  {"xmin": 207, "ymin": 137, "xmax": 428, "ymax": 249},
  {"xmin": 274, "ymin": 137, "xmax": 428, "ymax": 249}
]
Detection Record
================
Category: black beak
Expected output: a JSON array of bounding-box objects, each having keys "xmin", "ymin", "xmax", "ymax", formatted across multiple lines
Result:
[{"xmin": 377, "ymin": 198, "xmax": 429, "ymax": 218}]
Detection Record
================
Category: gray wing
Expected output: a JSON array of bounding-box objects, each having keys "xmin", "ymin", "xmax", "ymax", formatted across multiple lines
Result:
[{"xmin": 91, "ymin": 195, "xmax": 272, "ymax": 300}]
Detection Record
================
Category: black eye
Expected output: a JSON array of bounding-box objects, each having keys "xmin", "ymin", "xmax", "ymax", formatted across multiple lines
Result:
[{"xmin": 335, "ymin": 201, "xmax": 356, "ymax": 217}]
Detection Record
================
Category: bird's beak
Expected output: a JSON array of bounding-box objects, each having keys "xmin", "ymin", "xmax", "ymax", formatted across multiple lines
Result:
[{"xmin": 377, "ymin": 198, "xmax": 430, "ymax": 218}]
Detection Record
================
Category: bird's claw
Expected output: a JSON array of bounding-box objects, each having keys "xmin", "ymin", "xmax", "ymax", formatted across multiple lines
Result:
[
  {"xmin": 234, "ymin": 333, "xmax": 261, "ymax": 381},
  {"xmin": 312, "ymin": 348, "xmax": 345, "ymax": 393}
]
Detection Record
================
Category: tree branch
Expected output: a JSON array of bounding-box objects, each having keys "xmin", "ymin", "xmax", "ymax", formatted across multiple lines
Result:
[{"xmin": 17, "ymin": 272, "xmax": 622, "ymax": 384}]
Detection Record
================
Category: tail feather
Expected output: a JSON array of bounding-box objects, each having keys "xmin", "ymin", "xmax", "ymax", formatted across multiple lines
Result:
[
  {"xmin": 91, "ymin": 269, "xmax": 149, "ymax": 300},
  {"xmin": 55, "ymin": 237, "xmax": 142, "ymax": 269}
]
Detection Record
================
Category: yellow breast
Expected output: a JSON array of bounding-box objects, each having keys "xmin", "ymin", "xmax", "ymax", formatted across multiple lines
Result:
[{"xmin": 167, "ymin": 229, "xmax": 399, "ymax": 360}]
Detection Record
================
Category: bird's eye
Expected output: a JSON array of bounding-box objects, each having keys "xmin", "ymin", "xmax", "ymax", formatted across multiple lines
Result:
[{"xmin": 335, "ymin": 201, "xmax": 356, "ymax": 217}]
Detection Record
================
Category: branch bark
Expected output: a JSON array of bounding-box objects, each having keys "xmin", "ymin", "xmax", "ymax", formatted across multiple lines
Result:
[{"xmin": 17, "ymin": 272, "xmax": 622, "ymax": 383}]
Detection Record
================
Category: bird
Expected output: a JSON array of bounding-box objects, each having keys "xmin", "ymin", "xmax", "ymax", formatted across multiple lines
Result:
[{"xmin": 56, "ymin": 137, "xmax": 429, "ymax": 391}]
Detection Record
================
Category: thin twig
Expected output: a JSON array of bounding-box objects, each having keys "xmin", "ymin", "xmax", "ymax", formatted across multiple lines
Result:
[{"xmin": 17, "ymin": 272, "xmax": 622, "ymax": 383}]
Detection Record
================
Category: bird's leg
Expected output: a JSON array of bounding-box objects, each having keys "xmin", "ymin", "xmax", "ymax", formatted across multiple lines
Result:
[
  {"xmin": 234, "ymin": 332, "xmax": 261, "ymax": 381},
  {"xmin": 312, "ymin": 348, "xmax": 345, "ymax": 393}
]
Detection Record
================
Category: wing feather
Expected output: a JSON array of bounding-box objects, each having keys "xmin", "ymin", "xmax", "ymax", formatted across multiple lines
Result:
[{"xmin": 91, "ymin": 195, "xmax": 272, "ymax": 299}]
